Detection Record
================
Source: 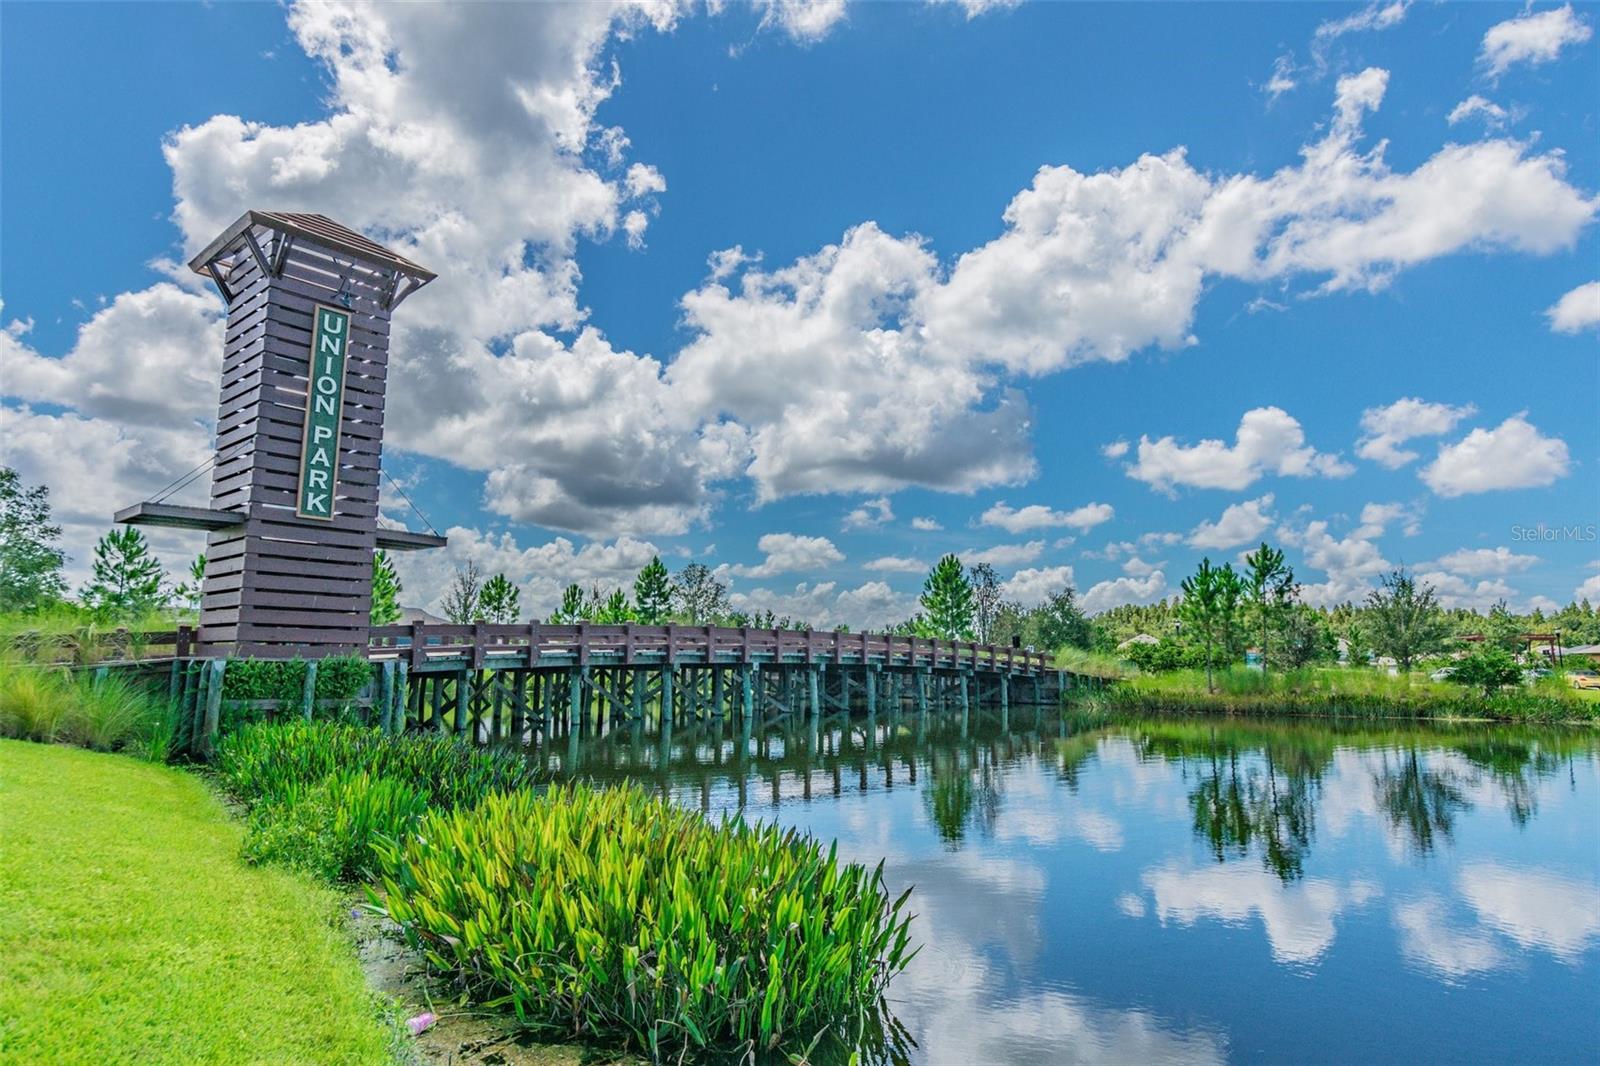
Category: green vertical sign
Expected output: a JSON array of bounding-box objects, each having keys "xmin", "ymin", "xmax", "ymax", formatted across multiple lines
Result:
[{"xmin": 297, "ymin": 304, "xmax": 350, "ymax": 520}]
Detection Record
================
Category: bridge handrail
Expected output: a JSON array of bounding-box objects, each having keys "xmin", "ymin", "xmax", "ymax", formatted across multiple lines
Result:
[{"xmin": 364, "ymin": 621, "xmax": 1050, "ymax": 673}]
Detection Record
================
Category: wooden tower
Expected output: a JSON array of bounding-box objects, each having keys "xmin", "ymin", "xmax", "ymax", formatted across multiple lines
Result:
[{"xmin": 118, "ymin": 212, "xmax": 444, "ymax": 658}]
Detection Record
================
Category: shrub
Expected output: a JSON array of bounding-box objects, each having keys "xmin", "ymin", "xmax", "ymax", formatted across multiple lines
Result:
[
  {"xmin": 239, "ymin": 769, "xmax": 430, "ymax": 881},
  {"xmin": 220, "ymin": 656, "xmax": 376, "ymax": 711},
  {"xmin": 370, "ymin": 783, "xmax": 917, "ymax": 1058},
  {"xmin": 1446, "ymin": 646, "xmax": 1523, "ymax": 698}
]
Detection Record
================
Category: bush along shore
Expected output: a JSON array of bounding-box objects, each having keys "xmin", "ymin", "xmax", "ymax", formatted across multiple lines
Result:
[
  {"xmin": 1072, "ymin": 666, "xmax": 1599, "ymax": 723},
  {"xmin": 215, "ymin": 721, "xmax": 917, "ymax": 1060}
]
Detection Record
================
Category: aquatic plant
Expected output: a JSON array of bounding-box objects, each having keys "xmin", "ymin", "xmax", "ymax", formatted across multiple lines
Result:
[
  {"xmin": 0, "ymin": 660, "xmax": 180, "ymax": 757},
  {"xmin": 370, "ymin": 782, "xmax": 917, "ymax": 1059}
]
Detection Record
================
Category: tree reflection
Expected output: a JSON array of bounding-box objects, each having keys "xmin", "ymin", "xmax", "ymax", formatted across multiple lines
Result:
[{"xmin": 1372, "ymin": 748, "xmax": 1471, "ymax": 854}]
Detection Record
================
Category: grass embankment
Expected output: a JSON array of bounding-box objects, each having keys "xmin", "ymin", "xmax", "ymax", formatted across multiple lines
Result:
[
  {"xmin": 0, "ymin": 739, "xmax": 396, "ymax": 1064},
  {"xmin": 1076, "ymin": 665, "xmax": 1599, "ymax": 723}
]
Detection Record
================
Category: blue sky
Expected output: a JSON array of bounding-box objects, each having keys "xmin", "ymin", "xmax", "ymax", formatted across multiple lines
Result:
[{"xmin": 2, "ymin": 1, "xmax": 1596, "ymax": 626}]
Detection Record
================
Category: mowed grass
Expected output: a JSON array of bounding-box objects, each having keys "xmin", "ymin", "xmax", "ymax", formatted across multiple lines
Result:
[{"xmin": 0, "ymin": 740, "xmax": 395, "ymax": 1065}]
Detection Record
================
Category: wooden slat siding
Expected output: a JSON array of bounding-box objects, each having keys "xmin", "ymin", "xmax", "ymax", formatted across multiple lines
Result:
[{"xmin": 198, "ymin": 222, "xmax": 404, "ymax": 658}]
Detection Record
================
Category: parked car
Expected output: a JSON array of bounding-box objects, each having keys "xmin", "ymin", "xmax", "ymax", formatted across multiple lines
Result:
[
  {"xmin": 1429, "ymin": 667, "xmax": 1454, "ymax": 682},
  {"xmin": 1568, "ymin": 671, "xmax": 1600, "ymax": 691}
]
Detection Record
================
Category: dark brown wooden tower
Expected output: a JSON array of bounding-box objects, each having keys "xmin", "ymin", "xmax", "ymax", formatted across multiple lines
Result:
[{"xmin": 118, "ymin": 211, "xmax": 444, "ymax": 658}]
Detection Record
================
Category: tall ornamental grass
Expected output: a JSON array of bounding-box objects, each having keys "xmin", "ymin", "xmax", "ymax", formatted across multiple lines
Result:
[
  {"xmin": 0, "ymin": 661, "xmax": 179, "ymax": 759},
  {"xmin": 370, "ymin": 783, "xmax": 917, "ymax": 1059}
]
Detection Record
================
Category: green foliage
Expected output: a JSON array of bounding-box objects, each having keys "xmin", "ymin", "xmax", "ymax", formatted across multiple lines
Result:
[
  {"xmin": 371, "ymin": 782, "xmax": 916, "ymax": 1057},
  {"xmin": 219, "ymin": 656, "xmax": 375, "ymax": 710},
  {"xmin": 0, "ymin": 661, "xmax": 178, "ymax": 758},
  {"xmin": 672, "ymin": 562, "xmax": 730, "ymax": 624},
  {"xmin": 0, "ymin": 740, "xmax": 396, "ymax": 1063},
  {"xmin": 1364, "ymin": 567, "xmax": 1452, "ymax": 672},
  {"xmin": 1272, "ymin": 605, "xmax": 1339, "ymax": 669},
  {"xmin": 1243, "ymin": 541, "xmax": 1296, "ymax": 674},
  {"xmin": 0, "ymin": 603, "xmax": 174, "ymax": 665},
  {"xmin": 0, "ymin": 466, "xmax": 68, "ymax": 612},
  {"xmin": 595, "ymin": 586, "xmax": 635, "ymax": 623},
  {"xmin": 216, "ymin": 720, "xmax": 537, "ymax": 816},
  {"xmin": 441, "ymin": 560, "xmax": 483, "ymax": 624},
  {"xmin": 217, "ymin": 721, "xmax": 539, "ymax": 881},
  {"xmin": 549, "ymin": 582, "xmax": 586, "ymax": 623},
  {"xmin": 1123, "ymin": 638, "xmax": 1208, "ymax": 673},
  {"xmin": 633, "ymin": 555, "xmax": 672, "ymax": 624},
  {"xmin": 1082, "ymin": 665, "xmax": 1598, "ymax": 723},
  {"xmin": 1447, "ymin": 646, "xmax": 1524, "ymax": 697},
  {"xmin": 370, "ymin": 549, "xmax": 402, "ymax": 626},
  {"xmin": 1178, "ymin": 558, "xmax": 1245, "ymax": 693},
  {"xmin": 920, "ymin": 554, "xmax": 974, "ymax": 640},
  {"xmin": 1035, "ymin": 585, "xmax": 1091, "ymax": 651},
  {"xmin": 477, "ymin": 572, "xmax": 520, "ymax": 624},
  {"xmin": 79, "ymin": 527, "xmax": 167, "ymax": 621}
]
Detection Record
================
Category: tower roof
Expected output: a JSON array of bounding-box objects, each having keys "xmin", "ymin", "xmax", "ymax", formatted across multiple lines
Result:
[{"xmin": 187, "ymin": 210, "xmax": 436, "ymax": 282}]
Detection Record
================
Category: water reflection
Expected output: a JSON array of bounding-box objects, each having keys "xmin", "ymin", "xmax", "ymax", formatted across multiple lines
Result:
[{"xmin": 530, "ymin": 708, "xmax": 1600, "ymax": 1063}]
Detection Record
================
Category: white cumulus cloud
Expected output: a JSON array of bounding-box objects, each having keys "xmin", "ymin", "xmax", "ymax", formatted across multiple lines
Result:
[
  {"xmin": 729, "ymin": 532, "xmax": 845, "ymax": 578},
  {"xmin": 981, "ymin": 500, "xmax": 1114, "ymax": 534},
  {"xmin": 1356, "ymin": 398, "xmax": 1477, "ymax": 469},
  {"xmin": 1419, "ymin": 415, "xmax": 1570, "ymax": 497},
  {"xmin": 1188, "ymin": 494, "xmax": 1276, "ymax": 550},
  {"xmin": 1002, "ymin": 565, "xmax": 1076, "ymax": 607},
  {"xmin": 1129, "ymin": 408, "xmax": 1353, "ymax": 492},
  {"xmin": 1480, "ymin": 4, "xmax": 1593, "ymax": 79},
  {"xmin": 1546, "ymin": 281, "xmax": 1600, "ymax": 333}
]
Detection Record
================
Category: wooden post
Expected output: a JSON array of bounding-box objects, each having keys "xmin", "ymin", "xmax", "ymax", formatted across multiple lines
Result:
[
  {"xmin": 569, "ymin": 667, "xmax": 584, "ymax": 727},
  {"xmin": 187, "ymin": 660, "xmax": 207, "ymax": 755},
  {"xmin": 712, "ymin": 666, "xmax": 725, "ymax": 718},
  {"xmin": 740, "ymin": 665, "xmax": 754, "ymax": 720},
  {"xmin": 660, "ymin": 666, "xmax": 674, "ymax": 722},
  {"xmin": 378, "ymin": 660, "xmax": 395, "ymax": 733},
  {"xmin": 631, "ymin": 667, "xmax": 644, "ymax": 719},
  {"xmin": 808, "ymin": 666, "xmax": 821, "ymax": 718},
  {"xmin": 301, "ymin": 660, "xmax": 318, "ymax": 721},
  {"xmin": 866, "ymin": 667, "xmax": 877, "ymax": 716},
  {"xmin": 916, "ymin": 669, "xmax": 928, "ymax": 714}
]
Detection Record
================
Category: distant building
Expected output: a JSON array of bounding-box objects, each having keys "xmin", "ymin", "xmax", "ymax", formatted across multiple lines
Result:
[{"xmin": 398, "ymin": 606, "xmax": 447, "ymax": 625}]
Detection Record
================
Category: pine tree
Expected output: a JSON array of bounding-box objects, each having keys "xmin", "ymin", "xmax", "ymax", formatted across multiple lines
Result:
[
  {"xmin": 370, "ymin": 550, "xmax": 403, "ymax": 626},
  {"xmin": 1243, "ymin": 541, "xmax": 1296, "ymax": 675},
  {"xmin": 0, "ymin": 466, "xmax": 68, "ymax": 612},
  {"xmin": 81, "ymin": 527, "xmax": 166, "ymax": 620},
  {"xmin": 1179, "ymin": 557, "xmax": 1245, "ymax": 693},
  {"xmin": 478, "ymin": 573, "xmax": 520, "ymax": 624},
  {"xmin": 920, "ymin": 554, "xmax": 975, "ymax": 640},
  {"xmin": 549, "ymin": 583, "xmax": 585, "ymax": 623},
  {"xmin": 633, "ymin": 555, "xmax": 672, "ymax": 623},
  {"xmin": 597, "ymin": 588, "xmax": 635, "ymax": 623},
  {"xmin": 177, "ymin": 553, "xmax": 207, "ymax": 614}
]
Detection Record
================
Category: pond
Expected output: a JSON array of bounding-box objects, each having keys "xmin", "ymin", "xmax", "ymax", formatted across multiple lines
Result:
[{"xmin": 531, "ymin": 707, "xmax": 1600, "ymax": 1064}]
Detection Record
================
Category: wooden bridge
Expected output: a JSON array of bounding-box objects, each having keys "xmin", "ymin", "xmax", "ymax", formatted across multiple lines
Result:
[{"xmin": 125, "ymin": 621, "xmax": 1067, "ymax": 754}]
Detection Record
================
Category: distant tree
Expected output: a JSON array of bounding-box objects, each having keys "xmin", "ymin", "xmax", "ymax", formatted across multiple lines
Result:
[
  {"xmin": 441, "ymin": 561, "xmax": 483, "ymax": 624},
  {"xmin": 672, "ymin": 562, "xmax": 729, "ymax": 624},
  {"xmin": 596, "ymin": 588, "xmax": 635, "ymax": 623},
  {"xmin": 920, "ymin": 554, "xmax": 975, "ymax": 640},
  {"xmin": 1035, "ymin": 585, "xmax": 1091, "ymax": 651},
  {"xmin": 633, "ymin": 555, "xmax": 672, "ymax": 624},
  {"xmin": 1179, "ymin": 557, "xmax": 1245, "ymax": 693},
  {"xmin": 1446, "ymin": 645, "xmax": 1523, "ymax": 698},
  {"xmin": 548, "ymin": 583, "xmax": 585, "ymax": 623},
  {"xmin": 1480, "ymin": 600, "xmax": 1523, "ymax": 655},
  {"xmin": 1365, "ymin": 568, "xmax": 1450, "ymax": 672},
  {"xmin": 1272, "ymin": 606, "xmax": 1338, "ymax": 669},
  {"xmin": 80, "ymin": 527, "xmax": 166, "ymax": 620},
  {"xmin": 968, "ymin": 563, "xmax": 1002, "ymax": 643},
  {"xmin": 478, "ymin": 573, "xmax": 520, "ymax": 624},
  {"xmin": 1243, "ymin": 541, "xmax": 1296, "ymax": 674},
  {"xmin": 0, "ymin": 466, "xmax": 68, "ymax": 612},
  {"xmin": 370, "ymin": 550, "xmax": 402, "ymax": 626},
  {"xmin": 175, "ymin": 553, "xmax": 208, "ymax": 614}
]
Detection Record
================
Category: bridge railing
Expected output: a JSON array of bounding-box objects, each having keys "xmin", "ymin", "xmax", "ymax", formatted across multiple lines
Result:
[{"xmin": 366, "ymin": 622, "xmax": 1050, "ymax": 674}]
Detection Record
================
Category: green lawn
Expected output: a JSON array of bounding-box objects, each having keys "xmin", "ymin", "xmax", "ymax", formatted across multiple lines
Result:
[{"xmin": 0, "ymin": 740, "xmax": 396, "ymax": 1064}]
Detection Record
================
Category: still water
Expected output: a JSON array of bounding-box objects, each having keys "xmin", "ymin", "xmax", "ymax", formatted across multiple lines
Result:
[{"xmin": 535, "ymin": 708, "xmax": 1600, "ymax": 1063}]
